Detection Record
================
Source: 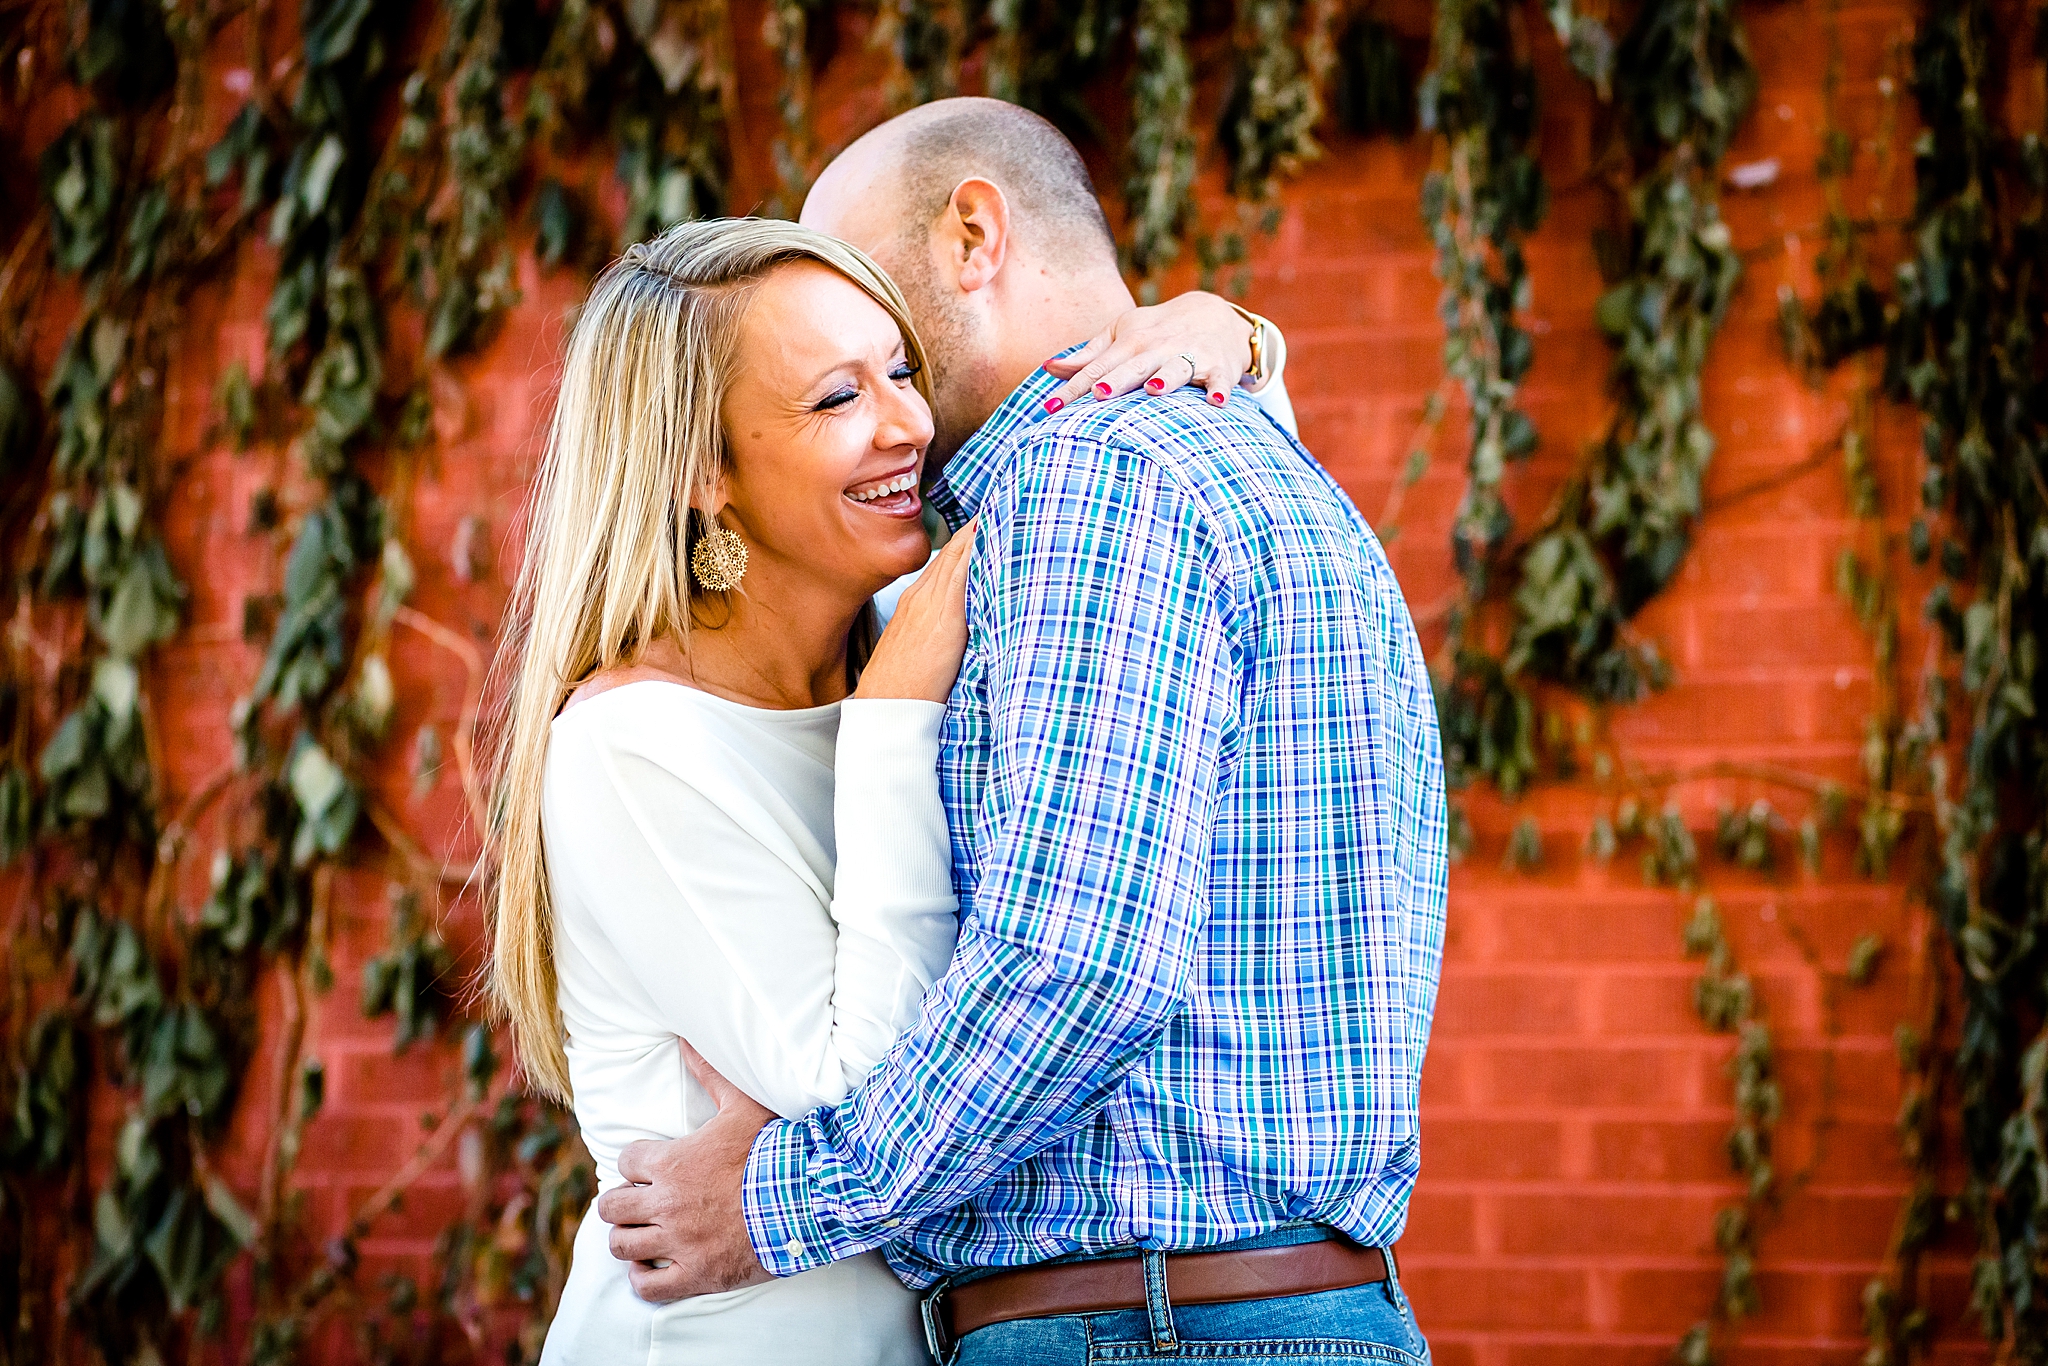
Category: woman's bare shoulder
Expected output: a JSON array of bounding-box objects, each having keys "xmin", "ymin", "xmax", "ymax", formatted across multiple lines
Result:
[{"xmin": 559, "ymin": 663, "xmax": 691, "ymax": 716}]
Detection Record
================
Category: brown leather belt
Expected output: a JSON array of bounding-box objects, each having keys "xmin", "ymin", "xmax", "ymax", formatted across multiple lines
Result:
[{"xmin": 934, "ymin": 1238, "xmax": 1388, "ymax": 1345}]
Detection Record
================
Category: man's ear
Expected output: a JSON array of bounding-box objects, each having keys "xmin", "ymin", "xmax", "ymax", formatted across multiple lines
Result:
[{"xmin": 943, "ymin": 177, "xmax": 1010, "ymax": 295}]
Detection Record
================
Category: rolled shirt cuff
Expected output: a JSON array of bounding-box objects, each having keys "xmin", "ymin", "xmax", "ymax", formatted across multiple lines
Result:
[{"xmin": 742, "ymin": 1116, "xmax": 876, "ymax": 1276}]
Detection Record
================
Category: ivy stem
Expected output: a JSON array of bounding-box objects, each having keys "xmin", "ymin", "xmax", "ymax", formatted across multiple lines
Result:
[
  {"xmin": 367, "ymin": 798, "xmax": 478, "ymax": 887},
  {"xmin": 1623, "ymin": 759, "xmax": 1935, "ymax": 815},
  {"xmin": 392, "ymin": 606, "xmax": 487, "ymax": 831},
  {"xmin": 341, "ymin": 1074, "xmax": 502, "ymax": 1243}
]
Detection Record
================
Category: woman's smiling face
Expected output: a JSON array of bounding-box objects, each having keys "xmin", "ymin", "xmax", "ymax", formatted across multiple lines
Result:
[{"xmin": 716, "ymin": 261, "xmax": 936, "ymax": 601}]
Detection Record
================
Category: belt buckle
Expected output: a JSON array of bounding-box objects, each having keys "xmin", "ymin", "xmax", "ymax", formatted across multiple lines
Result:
[{"xmin": 920, "ymin": 1282, "xmax": 954, "ymax": 1365}]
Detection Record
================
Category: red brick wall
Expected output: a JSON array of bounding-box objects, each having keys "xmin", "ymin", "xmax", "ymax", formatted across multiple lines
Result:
[{"xmin": 8, "ymin": 0, "xmax": 1998, "ymax": 1359}]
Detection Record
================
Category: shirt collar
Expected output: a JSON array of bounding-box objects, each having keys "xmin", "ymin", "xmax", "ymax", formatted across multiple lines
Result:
[{"xmin": 927, "ymin": 346, "xmax": 1081, "ymax": 529}]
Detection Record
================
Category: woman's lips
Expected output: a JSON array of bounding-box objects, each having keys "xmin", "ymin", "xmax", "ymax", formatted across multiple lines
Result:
[
  {"xmin": 844, "ymin": 467, "xmax": 922, "ymax": 518},
  {"xmin": 844, "ymin": 485, "xmax": 922, "ymax": 518},
  {"xmin": 846, "ymin": 469, "xmax": 917, "ymax": 501}
]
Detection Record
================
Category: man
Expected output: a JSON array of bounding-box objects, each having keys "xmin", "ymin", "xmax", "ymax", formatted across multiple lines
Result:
[{"xmin": 597, "ymin": 97, "xmax": 1447, "ymax": 1362}]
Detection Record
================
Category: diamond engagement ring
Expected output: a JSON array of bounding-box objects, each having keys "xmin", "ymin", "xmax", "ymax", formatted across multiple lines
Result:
[{"xmin": 1178, "ymin": 352, "xmax": 1197, "ymax": 376}]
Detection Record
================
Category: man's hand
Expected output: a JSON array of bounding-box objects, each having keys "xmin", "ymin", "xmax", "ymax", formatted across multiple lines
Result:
[{"xmin": 595, "ymin": 1042, "xmax": 777, "ymax": 1302}]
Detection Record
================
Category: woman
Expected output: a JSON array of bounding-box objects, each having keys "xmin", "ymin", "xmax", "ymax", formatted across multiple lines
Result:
[{"xmin": 485, "ymin": 218, "xmax": 1296, "ymax": 1364}]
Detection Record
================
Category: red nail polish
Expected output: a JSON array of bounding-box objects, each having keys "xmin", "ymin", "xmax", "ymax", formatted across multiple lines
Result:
[
  {"xmin": 1146, "ymin": 378, "xmax": 1164, "ymax": 393},
  {"xmin": 1044, "ymin": 397, "xmax": 1065, "ymax": 414},
  {"xmin": 1209, "ymin": 391, "xmax": 1227, "ymax": 406},
  {"xmin": 1094, "ymin": 382, "xmax": 1112, "ymax": 399}
]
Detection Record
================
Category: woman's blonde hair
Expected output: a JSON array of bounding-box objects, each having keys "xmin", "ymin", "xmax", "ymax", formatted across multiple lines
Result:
[{"xmin": 483, "ymin": 218, "xmax": 933, "ymax": 1100}]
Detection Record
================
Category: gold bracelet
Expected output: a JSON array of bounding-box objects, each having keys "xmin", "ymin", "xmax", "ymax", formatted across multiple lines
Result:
[{"xmin": 1227, "ymin": 301, "xmax": 1269, "ymax": 387}]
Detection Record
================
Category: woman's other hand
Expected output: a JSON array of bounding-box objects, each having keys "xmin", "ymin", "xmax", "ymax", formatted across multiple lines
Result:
[
  {"xmin": 1040, "ymin": 291, "xmax": 1253, "ymax": 413},
  {"xmin": 852, "ymin": 520, "xmax": 976, "ymax": 704}
]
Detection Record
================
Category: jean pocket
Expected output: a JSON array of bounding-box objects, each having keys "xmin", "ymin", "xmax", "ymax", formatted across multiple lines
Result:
[
  {"xmin": 1085, "ymin": 1281, "xmax": 1430, "ymax": 1365},
  {"xmin": 1380, "ymin": 1252, "xmax": 1430, "ymax": 1364}
]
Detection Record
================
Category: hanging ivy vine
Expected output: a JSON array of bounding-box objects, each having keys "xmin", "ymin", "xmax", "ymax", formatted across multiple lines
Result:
[
  {"xmin": 1507, "ymin": 0, "xmax": 1756, "ymax": 702},
  {"xmin": 1881, "ymin": 0, "xmax": 2048, "ymax": 1352},
  {"xmin": 1776, "ymin": 0, "xmax": 2048, "ymax": 1354},
  {"xmin": 764, "ymin": 0, "xmax": 828, "ymax": 215},
  {"xmin": 1122, "ymin": 0, "xmax": 1197, "ymax": 280},
  {"xmin": 1221, "ymin": 0, "xmax": 1324, "ymax": 201},
  {"xmin": 1412, "ymin": 2, "xmax": 2029, "ymax": 1362},
  {"xmin": 0, "ymin": 0, "xmax": 639, "ymax": 1354},
  {"xmin": 1419, "ymin": 0, "xmax": 1546, "ymax": 799},
  {"xmin": 1788, "ymin": 47, "xmax": 1939, "ymax": 1358},
  {"xmin": 4, "ymin": 0, "xmax": 269, "ymax": 1356},
  {"xmin": 880, "ymin": 0, "xmax": 966, "ymax": 108}
]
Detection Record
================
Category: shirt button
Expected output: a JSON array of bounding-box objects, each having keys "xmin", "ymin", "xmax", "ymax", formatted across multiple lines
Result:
[{"xmin": 785, "ymin": 1238, "xmax": 806, "ymax": 1259}]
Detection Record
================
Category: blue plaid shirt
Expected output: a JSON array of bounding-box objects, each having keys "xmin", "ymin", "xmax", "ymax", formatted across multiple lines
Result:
[{"xmin": 741, "ymin": 364, "xmax": 1448, "ymax": 1289}]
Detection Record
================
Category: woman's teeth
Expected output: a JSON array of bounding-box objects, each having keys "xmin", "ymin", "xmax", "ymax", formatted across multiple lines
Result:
[{"xmin": 847, "ymin": 473, "xmax": 917, "ymax": 503}]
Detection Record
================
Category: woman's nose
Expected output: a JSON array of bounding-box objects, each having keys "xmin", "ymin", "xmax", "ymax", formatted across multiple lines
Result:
[{"xmin": 877, "ymin": 381, "xmax": 935, "ymax": 451}]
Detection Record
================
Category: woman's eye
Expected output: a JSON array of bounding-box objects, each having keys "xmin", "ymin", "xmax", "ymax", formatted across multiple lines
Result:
[
  {"xmin": 890, "ymin": 360, "xmax": 921, "ymax": 383},
  {"xmin": 814, "ymin": 387, "xmax": 860, "ymax": 412}
]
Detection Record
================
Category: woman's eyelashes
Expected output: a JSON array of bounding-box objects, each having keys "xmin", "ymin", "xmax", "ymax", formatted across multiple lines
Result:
[{"xmin": 809, "ymin": 360, "xmax": 919, "ymax": 414}]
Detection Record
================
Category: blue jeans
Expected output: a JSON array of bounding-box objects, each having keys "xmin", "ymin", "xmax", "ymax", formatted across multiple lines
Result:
[{"xmin": 936, "ymin": 1230, "xmax": 1430, "ymax": 1365}]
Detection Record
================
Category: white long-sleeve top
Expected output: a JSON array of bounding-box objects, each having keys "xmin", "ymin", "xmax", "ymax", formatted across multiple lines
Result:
[{"xmin": 538, "ymin": 684, "xmax": 955, "ymax": 1366}]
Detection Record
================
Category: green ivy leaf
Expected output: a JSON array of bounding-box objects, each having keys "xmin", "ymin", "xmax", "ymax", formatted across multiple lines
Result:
[
  {"xmin": 142, "ymin": 1186, "xmax": 241, "ymax": 1313},
  {"xmin": 39, "ymin": 115, "xmax": 120, "ymax": 274},
  {"xmin": 40, "ymin": 494, "xmax": 85, "ymax": 597},
  {"xmin": 36, "ymin": 697, "xmax": 156, "ymax": 827},
  {"xmin": 302, "ymin": 0, "xmax": 380, "ymax": 67},
  {"xmin": 255, "ymin": 500, "xmax": 363, "ymax": 712},
  {"xmin": 1594, "ymin": 284, "xmax": 1635, "ymax": 338},
  {"xmin": 287, "ymin": 733, "xmax": 359, "ymax": 865},
  {"xmin": 213, "ymin": 104, "xmax": 276, "ymax": 212},
  {"xmin": 94, "ymin": 542, "xmax": 183, "ymax": 657},
  {"xmin": 463, "ymin": 1021, "xmax": 497, "ymax": 1096},
  {"xmin": 218, "ymin": 361, "xmax": 256, "ymax": 450},
  {"xmin": 3, "ymin": 1010, "xmax": 83, "ymax": 1173},
  {"xmin": 362, "ymin": 890, "xmax": 454, "ymax": 1051},
  {"xmin": 1501, "ymin": 815, "xmax": 1543, "ymax": 872},
  {"xmin": 533, "ymin": 177, "xmax": 579, "ymax": 269},
  {"xmin": 70, "ymin": 909, "xmax": 164, "ymax": 1055},
  {"xmin": 139, "ymin": 1004, "xmax": 231, "ymax": 1123},
  {"xmin": 299, "ymin": 134, "xmax": 347, "ymax": 217},
  {"xmin": 199, "ymin": 1168, "xmax": 258, "ymax": 1250},
  {"xmin": 120, "ymin": 186, "xmax": 168, "ymax": 285},
  {"xmin": 38, "ymin": 708, "xmax": 93, "ymax": 792},
  {"xmin": 300, "ymin": 1058, "xmax": 326, "ymax": 1122},
  {"xmin": 266, "ymin": 257, "xmax": 318, "ymax": 353}
]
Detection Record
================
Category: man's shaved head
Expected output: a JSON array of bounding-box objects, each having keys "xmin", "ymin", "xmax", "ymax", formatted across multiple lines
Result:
[
  {"xmin": 801, "ymin": 97, "xmax": 1135, "ymax": 467},
  {"xmin": 803, "ymin": 97, "xmax": 1116, "ymax": 270}
]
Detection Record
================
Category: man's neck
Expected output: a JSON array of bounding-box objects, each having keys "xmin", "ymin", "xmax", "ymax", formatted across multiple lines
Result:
[
  {"xmin": 984, "ymin": 264, "xmax": 1135, "ymax": 405},
  {"xmin": 924, "ymin": 261, "xmax": 1135, "ymax": 475}
]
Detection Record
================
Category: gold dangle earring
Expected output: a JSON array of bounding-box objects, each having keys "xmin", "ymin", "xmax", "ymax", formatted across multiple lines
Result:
[{"xmin": 690, "ymin": 522, "xmax": 749, "ymax": 593}]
